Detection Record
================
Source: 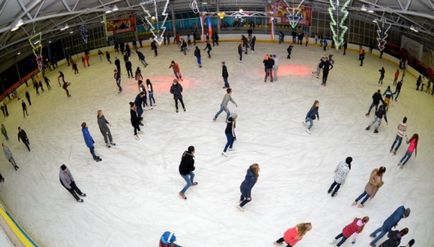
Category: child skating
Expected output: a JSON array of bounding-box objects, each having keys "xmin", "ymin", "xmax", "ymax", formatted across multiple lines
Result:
[
  {"xmin": 331, "ymin": 216, "xmax": 369, "ymax": 246},
  {"xmin": 237, "ymin": 163, "xmax": 259, "ymax": 211},
  {"xmin": 303, "ymin": 100, "xmax": 320, "ymax": 134}
]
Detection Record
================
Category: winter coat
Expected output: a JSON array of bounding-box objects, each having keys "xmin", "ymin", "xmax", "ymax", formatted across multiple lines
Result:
[
  {"xmin": 194, "ymin": 48, "xmax": 201, "ymax": 58},
  {"xmin": 263, "ymin": 58, "xmax": 275, "ymax": 69},
  {"xmin": 137, "ymin": 51, "xmax": 145, "ymax": 60},
  {"xmin": 82, "ymin": 127, "xmax": 95, "ymax": 148},
  {"xmin": 306, "ymin": 107, "xmax": 319, "ymax": 120},
  {"xmin": 372, "ymin": 92, "xmax": 384, "ymax": 105},
  {"xmin": 334, "ymin": 161, "xmax": 351, "ymax": 184},
  {"xmin": 170, "ymin": 63, "xmax": 180, "ymax": 73},
  {"xmin": 375, "ymin": 105, "xmax": 388, "ymax": 123},
  {"xmin": 97, "ymin": 115, "xmax": 110, "ymax": 134},
  {"xmin": 17, "ymin": 130, "xmax": 28, "ymax": 142},
  {"xmin": 283, "ymin": 227, "xmax": 300, "ymax": 246},
  {"xmin": 365, "ymin": 168, "xmax": 384, "ymax": 198},
  {"xmin": 130, "ymin": 109, "xmax": 140, "ymax": 127},
  {"xmin": 383, "ymin": 206, "xmax": 406, "ymax": 231},
  {"xmin": 2, "ymin": 146, "xmax": 13, "ymax": 160},
  {"xmin": 238, "ymin": 46, "xmax": 243, "ymax": 54},
  {"xmin": 170, "ymin": 83, "xmax": 183, "ymax": 99},
  {"xmin": 1, "ymin": 126, "xmax": 6, "ymax": 136},
  {"xmin": 379, "ymin": 230, "xmax": 402, "ymax": 247},
  {"xmin": 222, "ymin": 65, "xmax": 228, "ymax": 78},
  {"xmin": 383, "ymin": 89, "xmax": 394, "ymax": 99},
  {"xmin": 342, "ymin": 218, "xmax": 364, "ymax": 238},
  {"xmin": 179, "ymin": 151, "xmax": 195, "ymax": 175},
  {"xmin": 240, "ymin": 168, "xmax": 257, "ymax": 198},
  {"xmin": 59, "ymin": 168, "xmax": 74, "ymax": 189}
]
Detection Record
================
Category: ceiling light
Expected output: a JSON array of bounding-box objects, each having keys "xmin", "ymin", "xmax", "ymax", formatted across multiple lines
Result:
[
  {"xmin": 49, "ymin": 40, "xmax": 52, "ymax": 43},
  {"xmin": 11, "ymin": 19, "xmax": 24, "ymax": 31},
  {"xmin": 372, "ymin": 19, "xmax": 377, "ymax": 23},
  {"xmin": 60, "ymin": 24, "xmax": 69, "ymax": 31},
  {"xmin": 70, "ymin": 31, "xmax": 74, "ymax": 34},
  {"xmin": 202, "ymin": 2, "xmax": 207, "ymax": 4},
  {"xmin": 409, "ymin": 25, "xmax": 419, "ymax": 32},
  {"xmin": 361, "ymin": 5, "xmax": 367, "ymax": 11},
  {"xmin": 17, "ymin": 52, "xmax": 21, "ymax": 55},
  {"xmin": 112, "ymin": 5, "xmax": 119, "ymax": 12},
  {"xmin": 368, "ymin": 9, "xmax": 374, "ymax": 13},
  {"xmin": 105, "ymin": 9, "xmax": 112, "ymax": 14},
  {"xmin": 239, "ymin": 9, "xmax": 243, "ymax": 13}
]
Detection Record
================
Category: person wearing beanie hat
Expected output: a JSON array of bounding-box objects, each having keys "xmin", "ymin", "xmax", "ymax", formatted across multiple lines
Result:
[
  {"xmin": 400, "ymin": 239, "xmax": 415, "ymax": 247},
  {"xmin": 327, "ymin": 157, "xmax": 352, "ymax": 197},
  {"xmin": 331, "ymin": 216, "xmax": 369, "ymax": 246},
  {"xmin": 59, "ymin": 164, "xmax": 86, "ymax": 202},
  {"xmin": 369, "ymin": 206, "xmax": 411, "ymax": 247},
  {"xmin": 178, "ymin": 146, "xmax": 197, "ymax": 200},
  {"xmin": 159, "ymin": 231, "xmax": 181, "ymax": 247}
]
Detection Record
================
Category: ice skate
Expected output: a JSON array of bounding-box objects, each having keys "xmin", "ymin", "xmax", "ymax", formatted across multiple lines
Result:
[
  {"xmin": 95, "ymin": 157, "xmax": 102, "ymax": 162},
  {"xmin": 77, "ymin": 198, "xmax": 84, "ymax": 203},
  {"xmin": 110, "ymin": 142, "xmax": 116, "ymax": 146},
  {"xmin": 365, "ymin": 126, "xmax": 370, "ymax": 131},
  {"xmin": 80, "ymin": 193, "xmax": 86, "ymax": 197},
  {"xmin": 274, "ymin": 242, "xmax": 282, "ymax": 246},
  {"xmin": 228, "ymin": 148, "xmax": 235, "ymax": 151},
  {"xmin": 305, "ymin": 129, "xmax": 311, "ymax": 134},
  {"xmin": 134, "ymin": 134, "xmax": 140, "ymax": 140},
  {"xmin": 329, "ymin": 239, "xmax": 337, "ymax": 244},
  {"xmin": 357, "ymin": 204, "xmax": 364, "ymax": 208},
  {"xmin": 179, "ymin": 192, "xmax": 187, "ymax": 200},
  {"xmin": 351, "ymin": 201, "xmax": 357, "ymax": 206},
  {"xmin": 236, "ymin": 205, "xmax": 244, "ymax": 211},
  {"xmin": 374, "ymin": 129, "xmax": 379, "ymax": 133},
  {"xmin": 221, "ymin": 152, "xmax": 228, "ymax": 157},
  {"xmin": 106, "ymin": 143, "xmax": 111, "ymax": 148},
  {"xmin": 192, "ymin": 182, "xmax": 198, "ymax": 186}
]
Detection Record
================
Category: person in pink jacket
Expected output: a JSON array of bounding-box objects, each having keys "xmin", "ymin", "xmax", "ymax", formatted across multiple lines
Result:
[
  {"xmin": 274, "ymin": 222, "xmax": 312, "ymax": 247},
  {"xmin": 398, "ymin": 134, "xmax": 418, "ymax": 168},
  {"xmin": 331, "ymin": 216, "xmax": 369, "ymax": 246}
]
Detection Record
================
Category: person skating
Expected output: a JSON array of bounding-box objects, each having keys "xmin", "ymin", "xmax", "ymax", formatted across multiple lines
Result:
[
  {"xmin": 397, "ymin": 134, "xmax": 418, "ymax": 168},
  {"xmin": 113, "ymin": 68, "xmax": 122, "ymax": 93},
  {"xmin": 237, "ymin": 163, "xmax": 259, "ymax": 211},
  {"xmin": 43, "ymin": 75, "xmax": 51, "ymax": 89},
  {"xmin": 273, "ymin": 54, "xmax": 279, "ymax": 81},
  {"xmin": 378, "ymin": 67, "xmax": 385, "ymax": 84},
  {"xmin": 25, "ymin": 91, "xmax": 31, "ymax": 106},
  {"xmin": 159, "ymin": 231, "xmax": 181, "ymax": 247},
  {"xmin": 304, "ymin": 100, "xmax": 319, "ymax": 134},
  {"xmin": 151, "ymin": 39, "xmax": 158, "ymax": 56},
  {"xmin": 274, "ymin": 223, "xmax": 312, "ymax": 247},
  {"xmin": 383, "ymin": 86, "xmax": 393, "ymax": 108},
  {"xmin": 393, "ymin": 80, "xmax": 403, "ymax": 101},
  {"xmin": 393, "ymin": 70, "xmax": 400, "ymax": 85},
  {"xmin": 263, "ymin": 55, "xmax": 275, "ymax": 82},
  {"xmin": 369, "ymin": 206, "xmax": 411, "ymax": 247},
  {"xmin": 178, "ymin": 146, "xmax": 197, "ymax": 200},
  {"xmin": 321, "ymin": 57, "xmax": 333, "ymax": 86},
  {"xmin": 62, "ymin": 81, "xmax": 71, "ymax": 97},
  {"xmin": 327, "ymin": 157, "xmax": 352, "ymax": 197},
  {"xmin": 251, "ymin": 36, "xmax": 256, "ymax": 51},
  {"xmin": 58, "ymin": 71, "xmax": 65, "ymax": 86},
  {"xmin": 114, "ymin": 57, "xmax": 121, "ymax": 73},
  {"xmin": 287, "ymin": 45, "xmax": 293, "ymax": 59},
  {"xmin": 343, "ymin": 42, "xmax": 347, "ymax": 55},
  {"xmin": 33, "ymin": 80, "xmax": 40, "ymax": 95},
  {"xmin": 365, "ymin": 104, "xmax": 388, "ymax": 133},
  {"xmin": 359, "ymin": 48, "xmax": 365, "ymax": 66},
  {"xmin": 105, "ymin": 51, "xmax": 112, "ymax": 64},
  {"xmin": 1, "ymin": 124, "xmax": 8, "ymax": 141},
  {"xmin": 204, "ymin": 41, "xmax": 212, "ymax": 58},
  {"xmin": 59, "ymin": 164, "xmax": 86, "ymax": 202},
  {"xmin": 352, "ymin": 166, "xmax": 385, "ymax": 208},
  {"xmin": 21, "ymin": 100, "xmax": 28, "ymax": 118},
  {"xmin": 194, "ymin": 46, "xmax": 202, "ymax": 68},
  {"xmin": 222, "ymin": 113, "xmax": 237, "ymax": 156},
  {"xmin": 17, "ymin": 127, "xmax": 30, "ymax": 151},
  {"xmin": 129, "ymin": 102, "xmax": 141, "ymax": 139},
  {"xmin": 169, "ymin": 61, "xmax": 182, "ymax": 81},
  {"xmin": 125, "ymin": 60, "xmax": 133, "ymax": 78},
  {"xmin": 136, "ymin": 50, "xmax": 148, "ymax": 67},
  {"xmin": 390, "ymin": 117, "xmax": 407, "ymax": 155},
  {"xmin": 379, "ymin": 228, "xmax": 409, "ymax": 247},
  {"xmin": 238, "ymin": 44, "xmax": 243, "ymax": 61},
  {"xmin": 331, "ymin": 217, "xmax": 369, "ymax": 246},
  {"xmin": 279, "ymin": 31, "xmax": 285, "ymax": 44},
  {"xmin": 180, "ymin": 39, "xmax": 188, "ymax": 55},
  {"xmin": 312, "ymin": 56, "xmax": 326, "ymax": 78},
  {"xmin": 81, "ymin": 122, "xmax": 102, "ymax": 162},
  {"xmin": 97, "ymin": 110, "xmax": 116, "ymax": 148},
  {"xmin": 146, "ymin": 79, "xmax": 156, "ymax": 106},
  {"xmin": 72, "ymin": 60, "xmax": 79, "ymax": 74},
  {"xmin": 213, "ymin": 88, "xmax": 238, "ymax": 121},
  {"xmin": 0, "ymin": 104, "xmax": 5, "ymax": 117},
  {"xmin": 2, "ymin": 143, "xmax": 19, "ymax": 170},
  {"xmin": 170, "ymin": 79, "xmax": 186, "ymax": 113},
  {"xmin": 222, "ymin": 61, "xmax": 229, "ymax": 88},
  {"xmin": 134, "ymin": 91, "xmax": 146, "ymax": 122},
  {"xmin": 2, "ymin": 103, "xmax": 7, "ymax": 117},
  {"xmin": 366, "ymin": 90, "xmax": 384, "ymax": 116}
]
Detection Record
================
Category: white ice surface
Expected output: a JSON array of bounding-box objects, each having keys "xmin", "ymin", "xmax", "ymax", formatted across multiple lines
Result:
[{"xmin": 0, "ymin": 42, "xmax": 433, "ymax": 247}]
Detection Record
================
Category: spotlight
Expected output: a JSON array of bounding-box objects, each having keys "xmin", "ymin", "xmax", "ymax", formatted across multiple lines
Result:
[
  {"xmin": 361, "ymin": 5, "xmax": 367, "ymax": 11},
  {"xmin": 11, "ymin": 19, "xmax": 24, "ymax": 31}
]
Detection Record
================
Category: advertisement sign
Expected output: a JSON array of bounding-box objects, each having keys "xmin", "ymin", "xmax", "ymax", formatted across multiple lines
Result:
[{"xmin": 106, "ymin": 16, "xmax": 137, "ymax": 35}]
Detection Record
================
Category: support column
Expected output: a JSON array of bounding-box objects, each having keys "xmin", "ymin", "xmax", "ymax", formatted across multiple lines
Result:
[
  {"xmin": 171, "ymin": 0, "xmax": 176, "ymax": 36},
  {"xmin": 216, "ymin": 0, "xmax": 221, "ymax": 32}
]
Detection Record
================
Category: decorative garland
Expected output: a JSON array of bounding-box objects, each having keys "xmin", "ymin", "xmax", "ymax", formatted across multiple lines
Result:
[
  {"xmin": 28, "ymin": 33, "xmax": 43, "ymax": 72},
  {"xmin": 140, "ymin": 0, "xmax": 170, "ymax": 45},
  {"xmin": 328, "ymin": 0, "xmax": 350, "ymax": 49},
  {"xmin": 375, "ymin": 17, "xmax": 391, "ymax": 52}
]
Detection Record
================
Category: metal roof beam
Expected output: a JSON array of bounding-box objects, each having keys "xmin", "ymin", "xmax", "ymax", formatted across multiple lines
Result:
[{"xmin": 16, "ymin": 0, "xmax": 34, "ymax": 20}]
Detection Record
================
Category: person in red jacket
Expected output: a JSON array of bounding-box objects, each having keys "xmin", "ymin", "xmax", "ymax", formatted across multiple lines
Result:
[
  {"xmin": 331, "ymin": 216, "xmax": 369, "ymax": 246},
  {"xmin": 274, "ymin": 222, "xmax": 312, "ymax": 246},
  {"xmin": 169, "ymin": 61, "xmax": 182, "ymax": 81}
]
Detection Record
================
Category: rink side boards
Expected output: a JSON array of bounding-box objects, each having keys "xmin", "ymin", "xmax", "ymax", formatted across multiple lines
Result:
[{"xmin": 0, "ymin": 207, "xmax": 39, "ymax": 247}]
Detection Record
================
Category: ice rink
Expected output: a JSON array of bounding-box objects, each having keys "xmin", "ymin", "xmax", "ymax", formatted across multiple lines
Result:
[{"xmin": 0, "ymin": 41, "xmax": 433, "ymax": 246}]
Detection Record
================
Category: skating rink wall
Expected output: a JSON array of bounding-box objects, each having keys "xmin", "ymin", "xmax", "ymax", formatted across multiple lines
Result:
[{"xmin": 0, "ymin": 201, "xmax": 39, "ymax": 247}]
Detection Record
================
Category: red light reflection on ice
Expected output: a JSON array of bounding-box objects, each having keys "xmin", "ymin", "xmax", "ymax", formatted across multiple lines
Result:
[{"xmin": 277, "ymin": 64, "xmax": 312, "ymax": 77}]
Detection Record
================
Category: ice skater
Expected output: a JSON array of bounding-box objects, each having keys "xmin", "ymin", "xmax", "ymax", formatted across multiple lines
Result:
[
  {"xmin": 393, "ymin": 70, "xmax": 400, "ymax": 85},
  {"xmin": 2, "ymin": 143, "xmax": 19, "ymax": 170},
  {"xmin": 287, "ymin": 44, "xmax": 293, "ymax": 59},
  {"xmin": 393, "ymin": 80, "xmax": 403, "ymax": 101},
  {"xmin": 105, "ymin": 51, "xmax": 111, "ymax": 64},
  {"xmin": 204, "ymin": 41, "xmax": 212, "ymax": 58},
  {"xmin": 97, "ymin": 110, "xmax": 116, "ymax": 148},
  {"xmin": 58, "ymin": 71, "xmax": 65, "ymax": 86},
  {"xmin": 151, "ymin": 39, "xmax": 158, "ymax": 56},
  {"xmin": 327, "ymin": 157, "xmax": 352, "ymax": 197},
  {"xmin": 59, "ymin": 164, "xmax": 86, "ymax": 202},
  {"xmin": 62, "ymin": 81, "xmax": 71, "ymax": 97},
  {"xmin": 125, "ymin": 60, "xmax": 133, "ymax": 78},
  {"xmin": 416, "ymin": 75, "xmax": 422, "ymax": 90},
  {"xmin": 272, "ymin": 54, "xmax": 279, "ymax": 81},
  {"xmin": 274, "ymin": 223, "xmax": 312, "ymax": 247},
  {"xmin": 304, "ymin": 100, "xmax": 320, "ymax": 134},
  {"xmin": 312, "ymin": 56, "xmax": 326, "ymax": 78},
  {"xmin": 365, "ymin": 104, "xmax": 388, "ymax": 133},
  {"xmin": 114, "ymin": 57, "xmax": 121, "ymax": 73},
  {"xmin": 359, "ymin": 48, "xmax": 365, "ymax": 66},
  {"xmin": 114, "ymin": 69, "xmax": 122, "ymax": 93},
  {"xmin": 397, "ymin": 133, "xmax": 418, "ymax": 168},
  {"xmin": 169, "ymin": 61, "xmax": 182, "ymax": 81},
  {"xmin": 222, "ymin": 113, "xmax": 237, "ymax": 156},
  {"xmin": 21, "ymin": 100, "xmax": 28, "ymax": 118},
  {"xmin": 390, "ymin": 117, "xmax": 407, "ymax": 155},
  {"xmin": 134, "ymin": 91, "xmax": 146, "ymax": 121},
  {"xmin": 178, "ymin": 146, "xmax": 197, "ymax": 200},
  {"xmin": 366, "ymin": 90, "xmax": 384, "ymax": 116},
  {"xmin": 72, "ymin": 61, "xmax": 79, "ymax": 74},
  {"xmin": 136, "ymin": 50, "xmax": 148, "ymax": 67},
  {"xmin": 383, "ymin": 86, "xmax": 394, "ymax": 108},
  {"xmin": 135, "ymin": 67, "xmax": 143, "ymax": 82},
  {"xmin": 146, "ymin": 79, "xmax": 156, "ymax": 106},
  {"xmin": 238, "ymin": 44, "xmax": 243, "ymax": 61},
  {"xmin": 263, "ymin": 55, "xmax": 275, "ymax": 82},
  {"xmin": 17, "ymin": 127, "xmax": 30, "ymax": 151},
  {"xmin": 81, "ymin": 122, "xmax": 102, "ymax": 162},
  {"xmin": 194, "ymin": 46, "xmax": 202, "ymax": 68},
  {"xmin": 159, "ymin": 231, "xmax": 181, "ymax": 247},
  {"xmin": 331, "ymin": 217, "xmax": 369, "ymax": 246},
  {"xmin": 378, "ymin": 67, "xmax": 385, "ymax": 84},
  {"xmin": 401, "ymin": 239, "xmax": 415, "ymax": 247},
  {"xmin": 1, "ymin": 124, "xmax": 8, "ymax": 141},
  {"xmin": 213, "ymin": 88, "xmax": 238, "ymax": 121},
  {"xmin": 170, "ymin": 79, "xmax": 186, "ymax": 113},
  {"xmin": 352, "ymin": 166, "xmax": 385, "ymax": 208},
  {"xmin": 321, "ymin": 57, "xmax": 333, "ymax": 86},
  {"xmin": 25, "ymin": 91, "xmax": 31, "ymax": 105},
  {"xmin": 369, "ymin": 206, "xmax": 411, "ymax": 247},
  {"xmin": 222, "ymin": 61, "xmax": 229, "ymax": 88},
  {"xmin": 129, "ymin": 102, "xmax": 141, "ymax": 139},
  {"xmin": 378, "ymin": 228, "xmax": 408, "ymax": 247},
  {"xmin": 237, "ymin": 163, "xmax": 259, "ymax": 211},
  {"xmin": 43, "ymin": 75, "xmax": 51, "ymax": 89}
]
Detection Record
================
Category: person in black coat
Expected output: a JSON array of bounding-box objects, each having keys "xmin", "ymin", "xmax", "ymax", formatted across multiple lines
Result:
[
  {"xmin": 263, "ymin": 55, "xmax": 275, "ymax": 82},
  {"xmin": 151, "ymin": 40, "xmax": 158, "ymax": 56},
  {"xmin": 394, "ymin": 80, "xmax": 403, "ymax": 101},
  {"xmin": 366, "ymin": 90, "xmax": 385, "ymax": 116},
  {"xmin": 379, "ymin": 228, "xmax": 408, "ymax": 247},
  {"xmin": 238, "ymin": 44, "xmax": 243, "ymax": 61},
  {"xmin": 114, "ymin": 57, "xmax": 121, "ymax": 73},
  {"xmin": 366, "ymin": 104, "xmax": 388, "ymax": 133},
  {"xmin": 126, "ymin": 60, "xmax": 133, "ymax": 78},
  {"xmin": 222, "ymin": 113, "xmax": 237, "ymax": 156},
  {"xmin": 321, "ymin": 58, "xmax": 333, "ymax": 86},
  {"xmin": 304, "ymin": 100, "xmax": 319, "ymax": 134},
  {"xmin": 21, "ymin": 100, "xmax": 28, "ymax": 118},
  {"xmin": 17, "ymin": 127, "xmax": 30, "ymax": 151},
  {"xmin": 238, "ymin": 163, "xmax": 259, "ymax": 210},
  {"xmin": 134, "ymin": 91, "xmax": 146, "ymax": 121},
  {"xmin": 194, "ymin": 46, "xmax": 202, "ymax": 68},
  {"xmin": 287, "ymin": 45, "xmax": 293, "ymax": 59},
  {"xmin": 222, "ymin": 61, "xmax": 229, "ymax": 88},
  {"xmin": 105, "ymin": 51, "xmax": 111, "ymax": 64},
  {"xmin": 25, "ymin": 91, "xmax": 31, "ymax": 106},
  {"xmin": 179, "ymin": 146, "xmax": 197, "ymax": 200},
  {"xmin": 204, "ymin": 41, "xmax": 212, "ymax": 58},
  {"xmin": 378, "ymin": 67, "xmax": 385, "ymax": 84},
  {"xmin": 170, "ymin": 79, "xmax": 186, "ymax": 113},
  {"xmin": 129, "ymin": 102, "xmax": 141, "ymax": 138}
]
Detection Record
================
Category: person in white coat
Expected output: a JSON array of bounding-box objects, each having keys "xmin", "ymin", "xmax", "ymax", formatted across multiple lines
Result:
[
  {"xmin": 2, "ymin": 143, "xmax": 19, "ymax": 171},
  {"xmin": 272, "ymin": 54, "xmax": 279, "ymax": 81},
  {"xmin": 327, "ymin": 157, "xmax": 352, "ymax": 197},
  {"xmin": 59, "ymin": 164, "xmax": 86, "ymax": 202}
]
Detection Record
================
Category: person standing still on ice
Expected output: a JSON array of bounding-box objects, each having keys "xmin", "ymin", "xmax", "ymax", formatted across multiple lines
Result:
[
  {"xmin": 213, "ymin": 88, "xmax": 238, "ymax": 121},
  {"xmin": 194, "ymin": 46, "xmax": 202, "ymax": 68},
  {"xmin": 331, "ymin": 217, "xmax": 369, "ymax": 246},
  {"xmin": 366, "ymin": 90, "xmax": 384, "ymax": 116},
  {"xmin": 378, "ymin": 67, "xmax": 385, "ymax": 84},
  {"xmin": 222, "ymin": 113, "xmax": 237, "ymax": 156},
  {"xmin": 59, "ymin": 164, "xmax": 86, "ymax": 202},
  {"xmin": 146, "ymin": 79, "xmax": 156, "ymax": 106},
  {"xmin": 204, "ymin": 41, "xmax": 212, "ymax": 58},
  {"xmin": 304, "ymin": 100, "xmax": 319, "ymax": 134},
  {"xmin": 81, "ymin": 122, "xmax": 102, "ymax": 162},
  {"xmin": 178, "ymin": 146, "xmax": 197, "ymax": 200},
  {"xmin": 129, "ymin": 102, "xmax": 141, "ymax": 138},
  {"xmin": 170, "ymin": 79, "xmax": 186, "ymax": 113},
  {"xmin": 352, "ymin": 166, "xmax": 385, "ymax": 208},
  {"xmin": 169, "ymin": 61, "xmax": 182, "ymax": 81},
  {"xmin": 114, "ymin": 69, "xmax": 122, "ymax": 93},
  {"xmin": 287, "ymin": 45, "xmax": 293, "ymax": 59},
  {"xmin": 151, "ymin": 40, "xmax": 158, "ymax": 56},
  {"xmin": 238, "ymin": 44, "xmax": 243, "ymax": 61},
  {"xmin": 97, "ymin": 110, "xmax": 116, "ymax": 148},
  {"xmin": 274, "ymin": 223, "xmax": 312, "ymax": 247},
  {"xmin": 21, "ymin": 100, "xmax": 28, "ymax": 118},
  {"xmin": 1, "ymin": 124, "xmax": 8, "ymax": 141},
  {"xmin": 321, "ymin": 58, "xmax": 333, "ymax": 86},
  {"xmin": 263, "ymin": 55, "xmax": 275, "ymax": 82},
  {"xmin": 2, "ymin": 143, "xmax": 19, "ymax": 170},
  {"xmin": 397, "ymin": 134, "xmax": 418, "ymax": 168},
  {"xmin": 327, "ymin": 157, "xmax": 352, "ymax": 197},
  {"xmin": 365, "ymin": 104, "xmax": 388, "ymax": 133},
  {"xmin": 237, "ymin": 163, "xmax": 259, "ymax": 211},
  {"xmin": 390, "ymin": 117, "xmax": 407, "ymax": 155},
  {"xmin": 222, "ymin": 61, "xmax": 230, "ymax": 88},
  {"xmin": 369, "ymin": 206, "xmax": 411, "ymax": 247}
]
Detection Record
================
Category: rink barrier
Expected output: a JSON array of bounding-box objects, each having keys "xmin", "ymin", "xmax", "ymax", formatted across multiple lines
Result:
[{"xmin": 0, "ymin": 207, "xmax": 39, "ymax": 247}]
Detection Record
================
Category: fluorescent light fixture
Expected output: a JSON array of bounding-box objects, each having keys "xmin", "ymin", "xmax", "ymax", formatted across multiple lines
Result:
[
  {"xmin": 70, "ymin": 31, "xmax": 74, "ymax": 34},
  {"xmin": 11, "ymin": 19, "xmax": 24, "ymax": 31},
  {"xmin": 105, "ymin": 9, "xmax": 112, "ymax": 13},
  {"xmin": 33, "ymin": 40, "xmax": 40, "ymax": 45},
  {"xmin": 202, "ymin": 2, "xmax": 207, "ymax": 4},
  {"xmin": 372, "ymin": 19, "xmax": 377, "ymax": 23},
  {"xmin": 368, "ymin": 9, "xmax": 374, "ymax": 13},
  {"xmin": 60, "ymin": 24, "xmax": 69, "ymax": 31},
  {"xmin": 409, "ymin": 25, "xmax": 419, "ymax": 32},
  {"xmin": 112, "ymin": 5, "xmax": 119, "ymax": 11},
  {"xmin": 17, "ymin": 52, "xmax": 21, "ymax": 55},
  {"xmin": 361, "ymin": 5, "xmax": 367, "ymax": 11}
]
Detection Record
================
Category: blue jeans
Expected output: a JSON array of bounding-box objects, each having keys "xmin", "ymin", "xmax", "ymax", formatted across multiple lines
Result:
[
  {"xmin": 400, "ymin": 151, "xmax": 413, "ymax": 166},
  {"xmin": 180, "ymin": 172, "xmax": 195, "ymax": 194},
  {"xmin": 305, "ymin": 117, "xmax": 313, "ymax": 129},
  {"xmin": 390, "ymin": 135, "xmax": 402, "ymax": 152},
  {"xmin": 224, "ymin": 132, "xmax": 235, "ymax": 152},
  {"xmin": 334, "ymin": 233, "xmax": 347, "ymax": 247},
  {"xmin": 196, "ymin": 57, "xmax": 201, "ymax": 65},
  {"xmin": 223, "ymin": 77, "xmax": 229, "ymax": 88},
  {"xmin": 370, "ymin": 226, "xmax": 388, "ymax": 246},
  {"xmin": 214, "ymin": 105, "xmax": 230, "ymax": 120},
  {"xmin": 355, "ymin": 191, "xmax": 370, "ymax": 205},
  {"xmin": 148, "ymin": 92, "xmax": 156, "ymax": 106},
  {"xmin": 89, "ymin": 147, "xmax": 98, "ymax": 160}
]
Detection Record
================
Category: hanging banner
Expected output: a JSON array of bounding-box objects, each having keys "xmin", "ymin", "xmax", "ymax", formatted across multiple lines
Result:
[
  {"xmin": 106, "ymin": 16, "xmax": 137, "ymax": 35},
  {"xmin": 269, "ymin": 0, "xmax": 312, "ymax": 26}
]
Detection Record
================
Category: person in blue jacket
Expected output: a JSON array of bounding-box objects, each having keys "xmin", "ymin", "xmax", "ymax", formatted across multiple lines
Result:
[
  {"xmin": 304, "ymin": 100, "xmax": 320, "ymax": 134},
  {"xmin": 81, "ymin": 122, "xmax": 102, "ymax": 162},
  {"xmin": 238, "ymin": 163, "xmax": 260, "ymax": 211},
  {"xmin": 159, "ymin": 231, "xmax": 180, "ymax": 247},
  {"xmin": 369, "ymin": 206, "xmax": 411, "ymax": 247}
]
